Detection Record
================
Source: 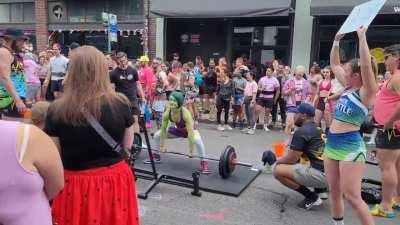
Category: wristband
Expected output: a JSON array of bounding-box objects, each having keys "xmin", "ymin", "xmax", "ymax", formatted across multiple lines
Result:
[{"xmin": 333, "ymin": 40, "xmax": 340, "ymax": 47}]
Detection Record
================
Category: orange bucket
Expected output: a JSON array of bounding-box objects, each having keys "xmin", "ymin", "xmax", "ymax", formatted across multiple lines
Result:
[
  {"xmin": 273, "ymin": 142, "xmax": 286, "ymax": 157},
  {"xmin": 23, "ymin": 108, "xmax": 32, "ymax": 120}
]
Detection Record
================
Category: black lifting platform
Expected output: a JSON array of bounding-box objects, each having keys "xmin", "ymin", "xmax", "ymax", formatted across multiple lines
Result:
[{"xmin": 131, "ymin": 117, "xmax": 201, "ymax": 200}]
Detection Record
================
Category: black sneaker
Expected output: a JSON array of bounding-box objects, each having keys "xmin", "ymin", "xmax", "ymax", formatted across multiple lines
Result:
[
  {"xmin": 298, "ymin": 196, "xmax": 322, "ymax": 210},
  {"xmin": 143, "ymin": 153, "xmax": 161, "ymax": 164}
]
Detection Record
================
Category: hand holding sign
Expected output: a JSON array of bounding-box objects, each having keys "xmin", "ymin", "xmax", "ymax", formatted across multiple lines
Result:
[{"xmin": 338, "ymin": 0, "xmax": 387, "ymax": 34}]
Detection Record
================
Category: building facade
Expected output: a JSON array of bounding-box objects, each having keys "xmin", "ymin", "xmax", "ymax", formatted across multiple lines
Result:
[
  {"xmin": 151, "ymin": 0, "xmax": 294, "ymax": 74},
  {"xmin": 152, "ymin": 0, "xmax": 400, "ymax": 73},
  {"xmin": 1, "ymin": 0, "xmax": 399, "ymax": 71},
  {"xmin": 0, "ymin": 0, "xmax": 147, "ymax": 59}
]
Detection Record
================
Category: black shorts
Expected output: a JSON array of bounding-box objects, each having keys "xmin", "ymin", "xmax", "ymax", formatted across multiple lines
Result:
[
  {"xmin": 130, "ymin": 101, "xmax": 140, "ymax": 116},
  {"xmin": 203, "ymin": 85, "xmax": 216, "ymax": 95},
  {"xmin": 375, "ymin": 129, "xmax": 400, "ymax": 150},
  {"xmin": 256, "ymin": 98, "xmax": 274, "ymax": 109},
  {"xmin": 316, "ymin": 97, "xmax": 326, "ymax": 111},
  {"xmin": 50, "ymin": 79, "xmax": 64, "ymax": 93}
]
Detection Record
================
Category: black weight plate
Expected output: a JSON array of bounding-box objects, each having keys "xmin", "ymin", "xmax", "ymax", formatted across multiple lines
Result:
[
  {"xmin": 219, "ymin": 145, "xmax": 236, "ymax": 179},
  {"xmin": 131, "ymin": 133, "xmax": 142, "ymax": 159}
]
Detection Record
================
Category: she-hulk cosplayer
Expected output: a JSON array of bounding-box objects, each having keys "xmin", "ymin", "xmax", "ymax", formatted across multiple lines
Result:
[{"xmin": 151, "ymin": 91, "xmax": 210, "ymax": 173}]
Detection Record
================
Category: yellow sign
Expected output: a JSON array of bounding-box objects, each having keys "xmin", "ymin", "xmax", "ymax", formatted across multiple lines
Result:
[{"xmin": 370, "ymin": 48, "xmax": 385, "ymax": 64}]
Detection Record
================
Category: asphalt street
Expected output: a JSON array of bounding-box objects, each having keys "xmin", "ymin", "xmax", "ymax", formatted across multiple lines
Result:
[{"xmin": 135, "ymin": 123, "xmax": 399, "ymax": 225}]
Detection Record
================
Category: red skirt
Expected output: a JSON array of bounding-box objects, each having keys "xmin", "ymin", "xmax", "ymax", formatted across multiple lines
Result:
[{"xmin": 52, "ymin": 161, "xmax": 139, "ymax": 225}]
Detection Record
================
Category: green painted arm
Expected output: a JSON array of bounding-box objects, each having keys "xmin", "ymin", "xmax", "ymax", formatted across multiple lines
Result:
[{"xmin": 159, "ymin": 106, "xmax": 170, "ymax": 150}]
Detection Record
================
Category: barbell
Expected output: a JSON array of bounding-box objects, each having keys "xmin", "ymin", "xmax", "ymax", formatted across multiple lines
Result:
[{"xmin": 130, "ymin": 134, "xmax": 251, "ymax": 178}]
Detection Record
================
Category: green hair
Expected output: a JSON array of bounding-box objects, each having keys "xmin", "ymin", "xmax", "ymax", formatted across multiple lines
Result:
[{"xmin": 170, "ymin": 91, "xmax": 184, "ymax": 107}]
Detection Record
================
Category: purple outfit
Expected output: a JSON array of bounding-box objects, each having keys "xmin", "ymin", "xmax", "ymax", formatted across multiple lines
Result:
[
  {"xmin": 167, "ymin": 110, "xmax": 189, "ymax": 138},
  {"xmin": 0, "ymin": 120, "xmax": 52, "ymax": 225}
]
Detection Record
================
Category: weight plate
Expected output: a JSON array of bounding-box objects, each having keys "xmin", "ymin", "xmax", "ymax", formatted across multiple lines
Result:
[{"xmin": 219, "ymin": 145, "xmax": 236, "ymax": 179}]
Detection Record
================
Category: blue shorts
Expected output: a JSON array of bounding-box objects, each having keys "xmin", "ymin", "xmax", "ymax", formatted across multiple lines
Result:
[
  {"xmin": 233, "ymin": 94, "xmax": 244, "ymax": 106},
  {"xmin": 323, "ymin": 130, "xmax": 367, "ymax": 162}
]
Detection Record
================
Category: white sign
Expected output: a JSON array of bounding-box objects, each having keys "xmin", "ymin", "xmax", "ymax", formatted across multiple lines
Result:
[
  {"xmin": 109, "ymin": 14, "xmax": 117, "ymax": 26},
  {"xmin": 338, "ymin": 0, "xmax": 387, "ymax": 34}
]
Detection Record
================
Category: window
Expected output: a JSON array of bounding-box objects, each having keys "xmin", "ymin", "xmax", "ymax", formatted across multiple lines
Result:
[
  {"xmin": 10, "ymin": 3, "xmax": 23, "ymax": 23},
  {"xmin": 23, "ymin": 3, "xmax": 34, "ymax": 22},
  {"xmin": 0, "ymin": 4, "xmax": 10, "ymax": 23},
  {"xmin": 108, "ymin": 0, "xmax": 142, "ymax": 21},
  {"xmin": 0, "ymin": 3, "xmax": 35, "ymax": 23},
  {"xmin": 68, "ymin": 0, "xmax": 85, "ymax": 22}
]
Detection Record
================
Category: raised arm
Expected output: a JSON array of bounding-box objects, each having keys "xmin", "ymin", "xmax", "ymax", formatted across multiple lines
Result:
[
  {"xmin": 330, "ymin": 33, "xmax": 347, "ymax": 87},
  {"xmin": 159, "ymin": 107, "xmax": 170, "ymax": 151},
  {"xmin": 357, "ymin": 27, "xmax": 378, "ymax": 106}
]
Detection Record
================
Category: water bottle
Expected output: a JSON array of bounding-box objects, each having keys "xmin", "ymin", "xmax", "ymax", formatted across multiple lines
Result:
[{"xmin": 144, "ymin": 104, "xmax": 152, "ymax": 129}]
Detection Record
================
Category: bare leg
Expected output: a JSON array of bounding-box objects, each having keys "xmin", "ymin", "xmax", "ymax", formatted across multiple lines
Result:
[
  {"xmin": 377, "ymin": 149, "xmax": 400, "ymax": 211},
  {"xmin": 324, "ymin": 159, "xmax": 344, "ymax": 219},
  {"xmin": 340, "ymin": 162, "xmax": 375, "ymax": 225},
  {"xmin": 314, "ymin": 109, "xmax": 324, "ymax": 127}
]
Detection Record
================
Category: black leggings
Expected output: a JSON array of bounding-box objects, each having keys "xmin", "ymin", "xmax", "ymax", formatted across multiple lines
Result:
[{"xmin": 216, "ymin": 97, "xmax": 230, "ymax": 125}]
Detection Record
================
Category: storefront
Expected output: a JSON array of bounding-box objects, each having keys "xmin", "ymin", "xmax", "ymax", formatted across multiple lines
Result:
[
  {"xmin": 310, "ymin": 0, "xmax": 400, "ymax": 73},
  {"xmin": 151, "ymin": 0, "xmax": 294, "ymax": 70},
  {"xmin": 46, "ymin": 0, "xmax": 145, "ymax": 58},
  {"xmin": 0, "ymin": 0, "xmax": 36, "ymax": 48}
]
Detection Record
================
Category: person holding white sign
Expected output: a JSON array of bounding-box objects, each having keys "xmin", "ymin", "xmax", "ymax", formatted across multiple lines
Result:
[{"xmin": 324, "ymin": 27, "xmax": 378, "ymax": 225}]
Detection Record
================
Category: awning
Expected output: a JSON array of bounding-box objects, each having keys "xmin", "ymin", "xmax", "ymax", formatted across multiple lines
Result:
[
  {"xmin": 310, "ymin": 0, "xmax": 400, "ymax": 16},
  {"xmin": 48, "ymin": 22, "xmax": 144, "ymax": 32},
  {"xmin": 150, "ymin": 0, "xmax": 293, "ymax": 18}
]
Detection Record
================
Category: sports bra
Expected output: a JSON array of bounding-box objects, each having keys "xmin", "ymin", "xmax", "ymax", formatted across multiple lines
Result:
[
  {"xmin": 334, "ymin": 89, "xmax": 368, "ymax": 127},
  {"xmin": 319, "ymin": 80, "xmax": 332, "ymax": 92}
]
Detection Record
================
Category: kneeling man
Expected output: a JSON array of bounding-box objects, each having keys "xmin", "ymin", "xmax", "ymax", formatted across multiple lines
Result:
[{"xmin": 273, "ymin": 103, "xmax": 327, "ymax": 210}]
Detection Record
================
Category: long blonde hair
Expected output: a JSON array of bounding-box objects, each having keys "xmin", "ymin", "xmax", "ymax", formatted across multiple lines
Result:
[{"xmin": 52, "ymin": 46, "xmax": 129, "ymax": 125}]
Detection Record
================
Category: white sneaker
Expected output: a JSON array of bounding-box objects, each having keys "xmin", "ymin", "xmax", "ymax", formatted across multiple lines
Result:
[
  {"xmin": 247, "ymin": 129, "xmax": 255, "ymax": 135},
  {"xmin": 318, "ymin": 192, "xmax": 329, "ymax": 200},
  {"xmin": 224, "ymin": 124, "xmax": 233, "ymax": 130},
  {"xmin": 217, "ymin": 124, "xmax": 225, "ymax": 131},
  {"xmin": 263, "ymin": 124, "xmax": 270, "ymax": 132},
  {"xmin": 241, "ymin": 127, "xmax": 249, "ymax": 132}
]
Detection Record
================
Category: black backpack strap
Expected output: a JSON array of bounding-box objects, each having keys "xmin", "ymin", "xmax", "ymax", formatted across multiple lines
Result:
[{"xmin": 83, "ymin": 111, "xmax": 126, "ymax": 156}]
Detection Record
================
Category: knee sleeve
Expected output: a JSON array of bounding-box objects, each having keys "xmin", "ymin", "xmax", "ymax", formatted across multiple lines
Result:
[
  {"xmin": 193, "ymin": 132, "xmax": 206, "ymax": 159},
  {"xmin": 153, "ymin": 130, "xmax": 161, "ymax": 148}
]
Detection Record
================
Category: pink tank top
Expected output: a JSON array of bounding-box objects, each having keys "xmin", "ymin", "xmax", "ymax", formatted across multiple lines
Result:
[
  {"xmin": 374, "ymin": 81, "xmax": 400, "ymax": 129},
  {"xmin": 0, "ymin": 120, "xmax": 52, "ymax": 225}
]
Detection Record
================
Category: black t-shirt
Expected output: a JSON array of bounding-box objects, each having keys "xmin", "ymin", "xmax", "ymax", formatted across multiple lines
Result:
[
  {"xmin": 44, "ymin": 100, "xmax": 134, "ymax": 170},
  {"xmin": 110, "ymin": 66, "xmax": 139, "ymax": 104},
  {"xmin": 290, "ymin": 122, "xmax": 325, "ymax": 171},
  {"xmin": 204, "ymin": 70, "xmax": 217, "ymax": 87}
]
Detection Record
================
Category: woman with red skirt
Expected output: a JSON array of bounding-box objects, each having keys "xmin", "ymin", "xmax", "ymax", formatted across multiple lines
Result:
[{"xmin": 44, "ymin": 46, "xmax": 139, "ymax": 225}]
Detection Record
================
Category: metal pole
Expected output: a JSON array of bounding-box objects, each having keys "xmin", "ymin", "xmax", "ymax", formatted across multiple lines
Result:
[{"xmin": 107, "ymin": 14, "xmax": 111, "ymax": 53}]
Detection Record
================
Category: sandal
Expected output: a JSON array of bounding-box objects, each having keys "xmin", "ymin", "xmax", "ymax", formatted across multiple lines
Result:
[{"xmin": 370, "ymin": 204, "xmax": 396, "ymax": 218}]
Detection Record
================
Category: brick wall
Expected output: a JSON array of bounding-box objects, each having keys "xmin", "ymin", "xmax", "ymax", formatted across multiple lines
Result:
[
  {"xmin": 35, "ymin": 0, "xmax": 48, "ymax": 52},
  {"xmin": 148, "ymin": 17, "xmax": 156, "ymax": 59},
  {"xmin": 144, "ymin": 0, "xmax": 156, "ymax": 59}
]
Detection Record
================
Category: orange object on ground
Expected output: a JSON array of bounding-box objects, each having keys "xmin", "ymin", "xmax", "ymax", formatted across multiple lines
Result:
[
  {"xmin": 23, "ymin": 108, "xmax": 32, "ymax": 120},
  {"xmin": 273, "ymin": 142, "xmax": 286, "ymax": 157}
]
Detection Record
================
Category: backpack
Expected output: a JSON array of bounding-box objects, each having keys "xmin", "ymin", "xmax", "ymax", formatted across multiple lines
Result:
[{"xmin": 194, "ymin": 70, "xmax": 203, "ymax": 87}]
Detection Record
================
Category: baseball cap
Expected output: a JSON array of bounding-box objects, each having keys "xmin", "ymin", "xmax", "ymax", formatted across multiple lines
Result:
[
  {"xmin": 138, "ymin": 55, "xmax": 150, "ymax": 62},
  {"xmin": 68, "ymin": 42, "xmax": 80, "ymax": 50},
  {"xmin": 0, "ymin": 28, "xmax": 29, "ymax": 40},
  {"xmin": 293, "ymin": 103, "xmax": 315, "ymax": 117}
]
